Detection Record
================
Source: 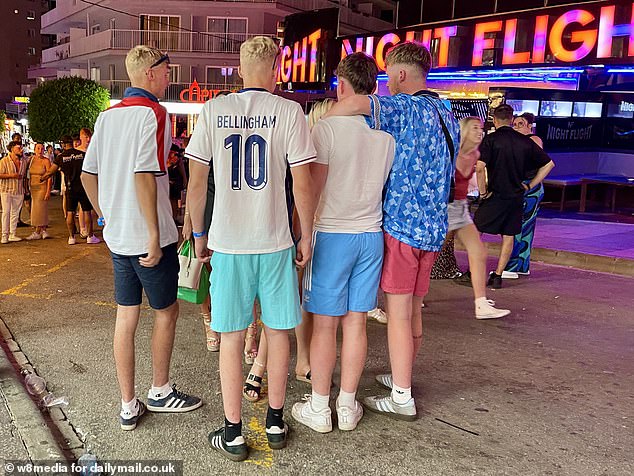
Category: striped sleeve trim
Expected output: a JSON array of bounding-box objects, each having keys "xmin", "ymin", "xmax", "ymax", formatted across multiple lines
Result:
[
  {"xmin": 289, "ymin": 156, "xmax": 316, "ymax": 168},
  {"xmin": 82, "ymin": 170, "xmax": 98, "ymax": 176},
  {"xmin": 184, "ymin": 152, "xmax": 211, "ymax": 166},
  {"xmin": 134, "ymin": 170, "xmax": 167, "ymax": 176},
  {"xmin": 369, "ymin": 95, "xmax": 381, "ymax": 130}
]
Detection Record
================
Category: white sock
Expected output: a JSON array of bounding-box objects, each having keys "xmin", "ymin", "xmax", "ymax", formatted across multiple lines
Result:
[
  {"xmin": 310, "ymin": 391, "xmax": 330, "ymax": 412},
  {"xmin": 121, "ymin": 397, "xmax": 138, "ymax": 416},
  {"xmin": 149, "ymin": 382, "xmax": 172, "ymax": 399},
  {"xmin": 338, "ymin": 389, "xmax": 356, "ymax": 408},
  {"xmin": 392, "ymin": 384, "xmax": 412, "ymax": 404},
  {"xmin": 475, "ymin": 297, "xmax": 489, "ymax": 307}
]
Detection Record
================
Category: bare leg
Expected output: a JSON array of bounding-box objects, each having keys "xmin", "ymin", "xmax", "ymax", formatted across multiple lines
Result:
[
  {"xmin": 264, "ymin": 326, "xmax": 290, "ymax": 410},
  {"xmin": 456, "ymin": 224, "xmax": 488, "ymax": 299},
  {"xmin": 340, "ymin": 311, "xmax": 367, "ymax": 394},
  {"xmin": 496, "ymin": 235, "xmax": 515, "ymax": 275},
  {"xmin": 78, "ymin": 204, "xmax": 86, "ymax": 233},
  {"xmin": 385, "ymin": 293, "xmax": 414, "ymax": 389},
  {"xmin": 65, "ymin": 211, "xmax": 75, "ymax": 238},
  {"xmin": 309, "ymin": 314, "xmax": 338, "ymax": 396},
  {"xmin": 114, "ymin": 305, "xmax": 141, "ymax": 402},
  {"xmin": 220, "ymin": 329, "xmax": 247, "ymax": 422},
  {"xmin": 84, "ymin": 211, "xmax": 94, "ymax": 236},
  {"xmin": 244, "ymin": 330, "xmax": 268, "ymax": 400},
  {"xmin": 151, "ymin": 301, "xmax": 178, "ymax": 388},
  {"xmin": 411, "ymin": 295, "xmax": 424, "ymax": 360},
  {"xmin": 294, "ymin": 309, "xmax": 313, "ymax": 378}
]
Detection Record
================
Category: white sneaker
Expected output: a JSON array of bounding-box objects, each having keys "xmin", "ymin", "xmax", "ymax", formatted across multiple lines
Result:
[
  {"xmin": 26, "ymin": 232, "xmax": 41, "ymax": 241},
  {"xmin": 367, "ymin": 308, "xmax": 387, "ymax": 324},
  {"xmin": 1, "ymin": 235, "xmax": 8, "ymax": 244},
  {"xmin": 501, "ymin": 271, "xmax": 519, "ymax": 279},
  {"xmin": 475, "ymin": 299, "xmax": 511, "ymax": 320},
  {"xmin": 362, "ymin": 394, "xmax": 417, "ymax": 421},
  {"xmin": 41, "ymin": 230, "xmax": 50, "ymax": 239},
  {"xmin": 336, "ymin": 398, "xmax": 363, "ymax": 431},
  {"xmin": 291, "ymin": 396, "xmax": 332, "ymax": 433},
  {"xmin": 517, "ymin": 270, "xmax": 530, "ymax": 276},
  {"xmin": 68, "ymin": 236, "xmax": 76, "ymax": 245},
  {"xmin": 80, "ymin": 229, "xmax": 88, "ymax": 239},
  {"xmin": 86, "ymin": 235, "xmax": 101, "ymax": 244},
  {"xmin": 8, "ymin": 235, "xmax": 22, "ymax": 242}
]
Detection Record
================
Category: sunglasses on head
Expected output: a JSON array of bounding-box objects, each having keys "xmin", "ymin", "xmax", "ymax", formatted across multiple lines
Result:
[{"xmin": 150, "ymin": 53, "xmax": 170, "ymax": 68}]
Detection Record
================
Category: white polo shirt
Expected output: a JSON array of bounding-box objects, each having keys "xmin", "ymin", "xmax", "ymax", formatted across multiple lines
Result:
[
  {"xmin": 185, "ymin": 89, "xmax": 316, "ymax": 254},
  {"xmin": 83, "ymin": 93, "xmax": 178, "ymax": 256},
  {"xmin": 311, "ymin": 115, "xmax": 395, "ymax": 233}
]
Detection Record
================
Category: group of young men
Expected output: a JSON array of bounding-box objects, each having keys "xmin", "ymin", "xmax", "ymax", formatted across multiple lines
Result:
[{"xmin": 81, "ymin": 34, "xmax": 546, "ymax": 463}]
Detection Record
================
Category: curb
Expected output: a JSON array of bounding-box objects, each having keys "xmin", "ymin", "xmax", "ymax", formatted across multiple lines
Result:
[
  {"xmin": 0, "ymin": 318, "xmax": 86, "ymax": 464},
  {"xmin": 456, "ymin": 242, "xmax": 634, "ymax": 277}
]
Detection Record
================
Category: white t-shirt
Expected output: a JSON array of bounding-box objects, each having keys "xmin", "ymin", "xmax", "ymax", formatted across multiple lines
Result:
[
  {"xmin": 83, "ymin": 96, "xmax": 178, "ymax": 256},
  {"xmin": 311, "ymin": 115, "xmax": 394, "ymax": 233},
  {"xmin": 185, "ymin": 89, "xmax": 316, "ymax": 254}
]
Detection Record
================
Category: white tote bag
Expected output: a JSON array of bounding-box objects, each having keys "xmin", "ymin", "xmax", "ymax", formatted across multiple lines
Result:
[{"xmin": 177, "ymin": 239, "xmax": 204, "ymax": 290}]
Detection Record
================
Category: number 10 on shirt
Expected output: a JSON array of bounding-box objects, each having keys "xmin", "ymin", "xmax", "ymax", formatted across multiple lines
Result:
[{"xmin": 224, "ymin": 134, "xmax": 268, "ymax": 191}]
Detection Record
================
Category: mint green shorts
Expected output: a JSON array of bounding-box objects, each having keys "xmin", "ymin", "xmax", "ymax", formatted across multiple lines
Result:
[{"xmin": 209, "ymin": 246, "xmax": 301, "ymax": 333}]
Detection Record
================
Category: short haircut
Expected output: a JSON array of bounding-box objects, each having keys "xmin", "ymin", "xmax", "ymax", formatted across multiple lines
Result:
[
  {"xmin": 520, "ymin": 112, "xmax": 535, "ymax": 125},
  {"xmin": 308, "ymin": 99, "xmax": 335, "ymax": 129},
  {"xmin": 125, "ymin": 45, "xmax": 164, "ymax": 78},
  {"xmin": 493, "ymin": 104, "xmax": 514, "ymax": 123},
  {"xmin": 7, "ymin": 140, "xmax": 21, "ymax": 152},
  {"xmin": 60, "ymin": 135, "xmax": 73, "ymax": 145},
  {"xmin": 240, "ymin": 36, "xmax": 279, "ymax": 69},
  {"xmin": 385, "ymin": 42, "xmax": 432, "ymax": 77},
  {"xmin": 80, "ymin": 127, "xmax": 93, "ymax": 138},
  {"xmin": 336, "ymin": 52, "xmax": 378, "ymax": 95}
]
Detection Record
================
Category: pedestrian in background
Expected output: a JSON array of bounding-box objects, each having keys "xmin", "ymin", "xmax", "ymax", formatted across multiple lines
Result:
[
  {"xmin": 25, "ymin": 142, "xmax": 52, "ymax": 240},
  {"xmin": 0, "ymin": 141, "xmax": 27, "ymax": 243}
]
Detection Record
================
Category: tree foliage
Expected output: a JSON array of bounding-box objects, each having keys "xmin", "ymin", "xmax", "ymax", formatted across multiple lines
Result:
[
  {"xmin": 0, "ymin": 110, "xmax": 6, "ymax": 129},
  {"xmin": 28, "ymin": 77, "xmax": 110, "ymax": 142}
]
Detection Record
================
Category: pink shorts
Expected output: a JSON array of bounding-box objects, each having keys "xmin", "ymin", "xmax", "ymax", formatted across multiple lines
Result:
[{"xmin": 380, "ymin": 232, "xmax": 438, "ymax": 297}]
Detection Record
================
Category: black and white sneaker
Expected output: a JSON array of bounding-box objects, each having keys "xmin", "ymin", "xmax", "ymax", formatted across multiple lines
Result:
[
  {"xmin": 266, "ymin": 422, "xmax": 289, "ymax": 450},
  {"xmin": 120, "ymin": 400, "xmax": 146, "ymax": 431},
  {"xmin": 362, "ymin": 395, "xmax": 417, "ymax": 422},
  {"xmin": 147, "ymin": 384, "xmax": 202, "ymax": 413},
  {"xmin": 208, "ymin": 427, "xmax": 248, "ymax": 462}
]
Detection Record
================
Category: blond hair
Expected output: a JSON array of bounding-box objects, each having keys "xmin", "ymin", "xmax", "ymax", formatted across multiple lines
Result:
[
  {"xmin": 385, "ymin": 42, "xmax": 432, "ymax": 77},
  {"xmin": 459, "ymin": 116, "xmax": 483, "ymax": 149},
  {"xmin": 240, "ymin": 36, "xmax": 279, "ymax": 69},
  {"xmin": 125, "ymin": 45, "xmax": 163, "ymax": 79},
  {"xmin": 308, "ymin": 99, "xmax": 335, "ymax": 129}
]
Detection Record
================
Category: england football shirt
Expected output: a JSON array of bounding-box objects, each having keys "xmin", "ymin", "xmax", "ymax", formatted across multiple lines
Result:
[
  {"xmin": 367, "ymin": 92, "xmax": 459, "ymax": 251},
  {"xmin": 185, "ymin": 89, "xmax": 316, "ymax": 254}
]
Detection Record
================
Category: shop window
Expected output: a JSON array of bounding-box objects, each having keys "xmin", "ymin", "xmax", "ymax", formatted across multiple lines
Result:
[
  {"xmin": 572, "ymin": 102, "xmax": 602, "ymax": 118},
  {"xmin": 539, "ymin": 101, "xmax": 573, "ymax": 117},
  {"xmin": 506, "ymin": 99, "xmax": 539, "ymax": 117}
]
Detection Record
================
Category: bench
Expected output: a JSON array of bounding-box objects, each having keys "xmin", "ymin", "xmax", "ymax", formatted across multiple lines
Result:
[
  {"xmin": 579, "ymin": 175, "xmax": 634, "ymax": 212},
  {"xmin": 542, "ymin": 175, "xmax": 585, "ymax": 211}
]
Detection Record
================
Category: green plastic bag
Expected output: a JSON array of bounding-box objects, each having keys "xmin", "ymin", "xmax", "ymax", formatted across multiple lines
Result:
[{"xmin": 177, "ymin": 240, "xmax": 210, "ymax": 304}]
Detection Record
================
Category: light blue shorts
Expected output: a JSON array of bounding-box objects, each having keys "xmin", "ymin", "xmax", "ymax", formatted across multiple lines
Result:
[
  {"xmin": 303, "ymin": 231, "xmax": 383, "ymax": 316},
  {"xmin": 209, "ymin": 247, "xmax": 301, "ymax": 333}
]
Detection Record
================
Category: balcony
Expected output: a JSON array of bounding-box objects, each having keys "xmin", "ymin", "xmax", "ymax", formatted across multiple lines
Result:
[
  {"xmin": 102, "ymin": 80, "xmax": 244, "ymax": 102},
  {"xmin": 41, "ymin": 29, "xmax": 259, "ymax": 65}
]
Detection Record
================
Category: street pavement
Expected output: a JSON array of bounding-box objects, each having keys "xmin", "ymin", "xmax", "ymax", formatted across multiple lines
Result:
[{"xmin": 0, "ymin": 205, "xmax": 633, "ymax": 475}]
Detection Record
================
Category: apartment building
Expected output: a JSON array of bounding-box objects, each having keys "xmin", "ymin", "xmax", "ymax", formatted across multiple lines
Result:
[{"xmin": 35, "ymin": 0, "xmax": 394, "ymax": 135}]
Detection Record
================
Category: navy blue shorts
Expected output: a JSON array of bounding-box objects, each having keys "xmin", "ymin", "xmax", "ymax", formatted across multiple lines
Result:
[{"xmin": 110, "ymin": 243, "xmax": 178, "ymax": 310}]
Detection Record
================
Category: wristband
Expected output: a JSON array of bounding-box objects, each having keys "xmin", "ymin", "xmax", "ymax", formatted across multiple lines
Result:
[
  {"xmin": 97, "ymin": 217, "xmax": 105, "ymax": 226},
  {"xmin": 192, "ymin": 230, "xmax": 207, "ymax": 238}
]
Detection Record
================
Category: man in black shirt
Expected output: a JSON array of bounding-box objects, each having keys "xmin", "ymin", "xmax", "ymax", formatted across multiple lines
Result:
[
  {"xmin": 474, "ymin": 105, "xmax": 554, "ymax": 288},
  {"xmin": 41, "ymin": 135, "xmax": 100, "ymax": 245}
]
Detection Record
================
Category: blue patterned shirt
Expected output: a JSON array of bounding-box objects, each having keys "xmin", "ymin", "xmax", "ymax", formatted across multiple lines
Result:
[{"xmin": 367, "ymin": 92, "xmax": 459, "ymax": 251}]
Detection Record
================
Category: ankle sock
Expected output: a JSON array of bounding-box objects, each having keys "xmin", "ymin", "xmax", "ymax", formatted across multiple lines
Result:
[
  {"xmin": 311, "ymin": 391, "xmax": 330, "ymax": 412},
  {"xmin": 475, "ymin": 297, "xmax": 489, "ymax": 307},
  {"xmin": 338, "ymin": 389, "xmax": 356, "ymax": 408},
  {"xmin": 121, "ymin": 397, "xmax": 138, "ymax": 416},
  {"xmin": 266, "ymin": 406, "xmax": 284, "ymax": 429},
  {"xmin": 224, "ymin": 417, "xmax": 242, "ymax": 443},
  {"xmin": 149, "ymin": 382, "xmax": 172, "ymax": 399},
  {"xmin": 392, "ymin": 383, "xmax": 412, "ymax": 404}
]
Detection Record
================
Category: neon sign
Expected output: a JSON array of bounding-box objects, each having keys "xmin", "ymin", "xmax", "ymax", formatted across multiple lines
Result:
[
  {"xmin": 341, "ymin": 1, "xmax": 634, "ymax": 70},
  {"xmin": 179, "ymin": 80, "xmax": 236, "ymax": 103},
  {"xmin": 279, "ymin": 29, "xmax": 323, "ymax": 83}
]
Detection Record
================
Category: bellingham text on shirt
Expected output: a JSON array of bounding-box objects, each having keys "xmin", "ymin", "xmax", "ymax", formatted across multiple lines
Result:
[{"xmin": 217, "ymin": 115, "xmax": 277, "ymax": 129}]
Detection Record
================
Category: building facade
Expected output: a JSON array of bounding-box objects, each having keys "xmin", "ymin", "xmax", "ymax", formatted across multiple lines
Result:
[
  {"xmin": 37, "ymin": 0, "xmax": 395, "ymax": 108},
  {"xmin": 1, "ymin": 0, "xmax": 55, "ymax": 114}
]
